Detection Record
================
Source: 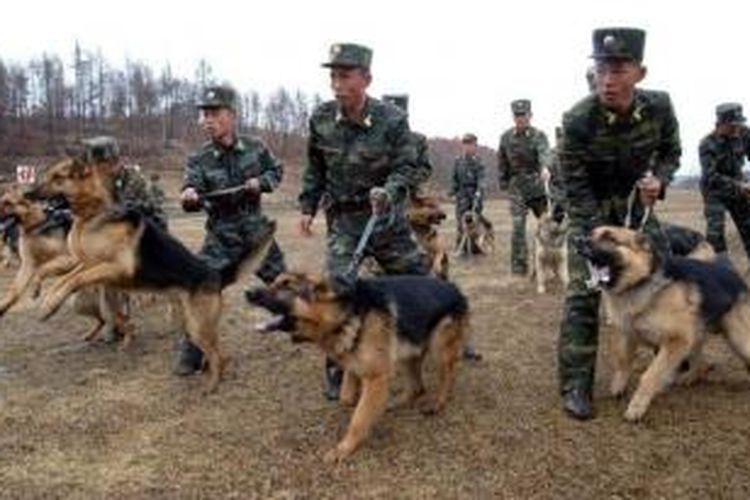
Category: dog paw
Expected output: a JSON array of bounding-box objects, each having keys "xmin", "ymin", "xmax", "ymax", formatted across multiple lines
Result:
[
  {"xmin": 418, "ymin": 398, "xmax": 445, "ymax": 416},
  {"xmin": 609, "ymin": 374, "xmax": 629, "ymax": 398},
  {"xmin": 623, "ymin": 401, "xmax": 648, "ymax": 422},
  {"xmin": 324, "ymin": 444, "xmax": 353, "ymax": 464}
]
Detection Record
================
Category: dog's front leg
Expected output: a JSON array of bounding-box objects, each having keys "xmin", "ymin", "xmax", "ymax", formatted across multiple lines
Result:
[
  {"xmin": 30, "ymin": 255, "xmax": 79, "ymax": 298},
  {"xmin": 534, "ymin": 248, "xmax": 546, "ymax": 294},
  {"xmin": 624, "ymin": 336, "xmax": 692, "ymax": 422},
  {"xmin": 325, "ymin": 373, "xmax": 390, "ymax": 464},
  {"xmin": 39, "ymin": 262, "xmax": 125, "ymax": 320},
  {"xmin": 0, "ymin": 258, "xmax": 35, "ymax": 316},
  {"xmin": 609, "ymin": 329, "xmax": 636, "ymax": 398}
]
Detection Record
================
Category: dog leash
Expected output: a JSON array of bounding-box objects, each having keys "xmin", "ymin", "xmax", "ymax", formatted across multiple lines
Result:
[{"xmin": 624, "ymin": 174, "xmax": 653, "ymax": 232}]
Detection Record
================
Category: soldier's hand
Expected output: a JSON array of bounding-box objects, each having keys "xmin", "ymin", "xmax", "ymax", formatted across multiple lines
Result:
[
  {"xmin": 638, "ymin": 173, "xmax": 661, "ymax": 207},
  {"xmin": 369, "ymin": 187, "xmax": 390, "ymax": 215},
  {"xmin": 299, "ymin": 215, "xmax": 314, "ymax": 237},
  {"xmin": 245, "ymin": 177, "xmax": 261, "ymax": 194},
  {"xmin": 540, "ymin": 168, "xmax": 551, "ymax": 183},
  {"xmin": 180, "ymin": 187, "xmax": 200, "ymax": 211}
]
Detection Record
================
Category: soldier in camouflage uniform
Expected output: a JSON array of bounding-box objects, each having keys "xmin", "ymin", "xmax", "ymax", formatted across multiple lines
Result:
[
  {"xmin": 178, "ymin": 85, "xmax": 287, "ymax": 375},
  {"xmin": 557, "ymin": 28, "xmax": 681, "ymax": 419},
  {"xmin": 699, "ymin": 103, "xmax": 750, "ymax": 260},
  {"xmin": 451, "ymin": 133, "xmax": 489, "ymax": 247},
  {"xmin": 498, "ymin": 99, "xmax": 552, "ymax": 275},
  {"xmin": 299, "ymin": 43, "xmax": 428, "ymax": 399}
]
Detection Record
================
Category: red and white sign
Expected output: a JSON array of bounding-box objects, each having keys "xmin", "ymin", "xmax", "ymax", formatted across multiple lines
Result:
[{"xmin": 16, "ymin": 165, "xmax": 37, "ymax": 185}]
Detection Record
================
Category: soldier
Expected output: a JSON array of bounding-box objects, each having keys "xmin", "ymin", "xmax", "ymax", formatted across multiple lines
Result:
[
  {"xmin": 299, "ymin": 43, "xmax": 429, "ymax": 399},
  {"xmin": 699, "ymin": 103, "xmax": 750, "ymax": 260},
  {"xmin": 545, "ymin": 126, "xmax": 567, "ymax": 223},
  {"xmin": 497, "ymin": 99, "xmax": 551, "ymax": 275},
  {"xmin": 451, "ymin": 133, "xmax": 489, "ymax": 247},
  {"xmin": 381, "ymin": 94, "xmax": 432, "ymax": 194},
  {"xmin": 558, "ymin": 27, "xmax": 681, "ymax": 419},
  {"xmin": 178, "ymin": 85, "xmax": 287, "ymax": 376}
]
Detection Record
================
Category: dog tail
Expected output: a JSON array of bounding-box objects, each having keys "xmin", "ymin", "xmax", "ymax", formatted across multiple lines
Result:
[{"xmin": 218, "ymin": 221, "xmax": 276, "ymax": 288}]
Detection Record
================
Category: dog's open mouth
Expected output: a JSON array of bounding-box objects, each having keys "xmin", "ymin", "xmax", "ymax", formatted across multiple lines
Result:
[
  {"xmin": 255, "ymin": 314, "xmax": 288, "ymax": 333},
  {"xmin": 585, "ymin": 262, "xmax": 612, "ymax": 289}
]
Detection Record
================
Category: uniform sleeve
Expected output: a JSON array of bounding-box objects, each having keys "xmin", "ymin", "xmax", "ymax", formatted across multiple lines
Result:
[
  {"xmin": 653, "ymin": 94, "xmax": 681, "ymax": 198},
  {"xmin": 497, "ymin": 135, "xmax": 510, "ymax": 190},
  {"xmin": 700, "ymin": 138, "xmax": 741, "ymax": 197},
  {"xmin": 414, "ymin": 136, "xmax": 433, "ymax": 186},
  {"xmin": 298, "ymin": 117, "xmax": 326, "ymax": 216},
  {"xmin": 383, "ymin": 113, "xmax": 418, "ymax": 206},
  {"xmin": 561, "ymin": 113, "xmax": 601, "ymax": 230},
  {"xmin": 477, "ymin": 159, "xmax": 487, "ymax": 196},
  {"xmin": 450, "ymin": 160, "xmax": 459, "ymax": 196},
  {"xmin": 183, "ymin": 153, "xmax": 207, "ymax": 193},
  {"xmin": 535, "ymin": 131, "xmax": 552, "ymax": 170},
  {"xmin": 257, "ymin": 145, "xmax": 283, "ymax": 193}
]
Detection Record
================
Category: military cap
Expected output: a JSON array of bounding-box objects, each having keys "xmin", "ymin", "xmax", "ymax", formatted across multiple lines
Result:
[
  {"xmin": 716, "ymin": 103, "xmax": 746, "ymax": 124},
  {"xmin": 197, "ymin": 85, "xmax": 237, "ymax": 110},
  {"xmin": 382, "ymin": 94, "xmax": 409, "ymax": 112},
  {"xmin": 81, "ymin": 136, "xmax": 120, "ymax": 163},
  {"xmin": 461, "ymin": 133, "xmax": 478, "ymax": 144},
  {"xmin": 322, "ymin": 43, "xmax": 372, "ymax": 69},
  {"xmin": 591, "ymin": 27, "xmax": 646, "ymax": 62},
  {"xmin": 511, "ymin": 99, "xmax": 531, "ymax": 115}
]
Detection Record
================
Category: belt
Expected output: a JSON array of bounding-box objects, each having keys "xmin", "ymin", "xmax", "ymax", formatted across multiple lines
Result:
[{"xmin": 327, "ymin": 199, "xmax": 371, "ymax": 216}]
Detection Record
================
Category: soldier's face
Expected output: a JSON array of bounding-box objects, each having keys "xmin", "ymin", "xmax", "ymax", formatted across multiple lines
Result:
[
  {"xmin": 462, "ymin": 143, "xmax": 477, "ymax": 155},
  {"xmin": 330, "ymin": 67, "xmax": 371, "ymax": 111},
  {"xmin": 513, "ymin": 113, "xmax": 531, "ymax": 129},
  {"xmin": 594, "ymin": 60, "xmax": 646, "ymax": 112},
  {"xmin": 200, "ymin": 107, "xmax": 236, "ymax": 142}
]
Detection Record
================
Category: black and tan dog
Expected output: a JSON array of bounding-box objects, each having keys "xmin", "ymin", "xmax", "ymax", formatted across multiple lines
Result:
[
  {"xmin": 31, "ymin": 156, "xmax": 274, "ymax": 392},
  {"xmin": 455, "ymin": 210, "xmax": 495, "ymax": 257},
  {"xmin": 0, "ymin": 185, "xmax": 128, "ymax": 341},
  {"xmin": 578, "ymin": 225, "xmax": 750, "ymax": 421},
  {"xmin": 247, "ymin": 272, "xmax": 469, "ymax": 462},
  {"xmin": 407, "ymin": 194, "xmax": 449, "ymax": 279}
]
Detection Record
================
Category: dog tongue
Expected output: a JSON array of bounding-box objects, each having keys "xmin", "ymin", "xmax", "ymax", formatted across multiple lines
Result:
[
  {"xmin": 585, "ymin": 263, "xmax": 611, "ymax": 289},
  {"xmin": 255, "ymin": 315, "xmax": 285, "ymax": 333}
]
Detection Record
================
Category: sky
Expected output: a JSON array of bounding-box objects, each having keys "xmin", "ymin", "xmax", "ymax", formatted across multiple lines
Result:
[{"xmin": 2, "ymin": 0, "xmax": 748, "ymax": 175}]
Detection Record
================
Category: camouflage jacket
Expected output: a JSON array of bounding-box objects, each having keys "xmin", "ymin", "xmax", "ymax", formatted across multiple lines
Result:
[
  {"xmin": 561, "ymin": 89, "xmax": 681, "ymax": 229},
  {"xmin": 108, "ymin": 167, "xmax": 156, "ymax": 211},
  {"xmin": 699, "ymin": 127, "xmax": 750, "ymax": 199},
  {"xmin": 183, "ymin": 135, "xmax": 282, "ymax": 218},
  {"xmin": 451, "ymin": 154, "xmax": 485, "ymax": 199},
  {"xmin": 149, "ymin": 182, "xmax": 167, "ymax": 209},
  {"xmin": 413, "ymin": 131, "xmax": 432, "ymax": 189},
  {"xmin": 299, "ymin": 96, "xmax": 418, "ymax": 216},
  {"xmin": 497, "ymin": 125, "xmax": 551, "ymax": 191}
]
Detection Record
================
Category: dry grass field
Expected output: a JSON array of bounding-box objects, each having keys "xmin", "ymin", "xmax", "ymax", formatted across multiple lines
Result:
[{"xmin": 1, "ymin": 189, "xmax": 750, "ymax": 499}]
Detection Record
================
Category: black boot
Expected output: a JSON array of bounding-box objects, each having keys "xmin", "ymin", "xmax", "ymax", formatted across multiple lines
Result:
[
  {"xmin": 173, "ymin": 339, "xmax": 204, "ymax": 376},
  {"xmin": 562, "ymin": 388, "xmax": 594, "ymax": 420},
  {"xmin": 323, "ymin": 358, "xmax": 343, "ymax": 401}
]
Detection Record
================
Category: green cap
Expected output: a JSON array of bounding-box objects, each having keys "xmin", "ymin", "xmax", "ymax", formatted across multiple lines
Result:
[
  {"xmin": 322, "ymin": 43, "xmax": 372, "ymax": 69},
  {"xmin": 81, "ymin": 136, "xmax": 120, "ymax": 163},
  {"xmin": 461, "ymin": 133, "xmax": 478, "ymax": 144},
  {"xmin": 716, "ymin": 103, "xmax": 746, "ymax": 124},
  {"xmin": 197, "ymin": 85, "xmax": 237, "ymax": 110},
  {"xmin": 591, "ymin": 27, "xmax": 646, "ymax": 62},
  {"xmin": 511, "ymin": 99, "xmax": 531, "ymax": 115},
  {"xmin": 382, "ymin": 94, "xmax": 409, "ymax": 112}
]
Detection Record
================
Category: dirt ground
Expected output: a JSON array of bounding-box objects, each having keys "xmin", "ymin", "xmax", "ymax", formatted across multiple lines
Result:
[{"xmin": 2, "ymin": 190, "xmax": 750, "ymax": 499}]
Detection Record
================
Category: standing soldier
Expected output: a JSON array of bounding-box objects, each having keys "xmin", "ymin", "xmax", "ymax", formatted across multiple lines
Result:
[
  {"xmin": 451, "ymin": 133, "xmax": 489, "ymax": 248},
  {"xmin": 178, "ymin": 85, "xmax": 287, "ymax": 376},
  {"xmin": 299, "ymin": 43, "xmax": 429, "ymax": 400},
  {"xmin": 498, "ymin": 99, "xmax": 551, "ymax": 276},
  {"xmin": 699, "ymin": 103, "xmax": 750, "ymax": 260},
  {"xmin": 558, "ymin": 27, "xmax": 681, "ymax": 419}
]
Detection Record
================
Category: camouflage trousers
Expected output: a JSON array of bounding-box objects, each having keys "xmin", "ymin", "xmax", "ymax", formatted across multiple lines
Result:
[
  {"xmin": 703, "ymin": 192, "xmax": 750, "ymax": 261},
  {"xmin": 557, "ymin": 204, "xmax": 670, "ymax": 394},
  {"xmin": 326, "ymin": 209, "xmax": 428, "ymax": 277},
  {"xmin": 508, "ymin": 187, "xmax": 547, "ymax": 275},
  {"xmin": 201, "ymin": 213, "xmax": 286, "ymax": 286}
]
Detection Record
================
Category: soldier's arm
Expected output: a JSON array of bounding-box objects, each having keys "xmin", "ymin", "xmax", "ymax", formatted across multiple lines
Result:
[
  {"xmin": 497, "ymin": 136, "xmax": 510, "ymax": 190},
  {"xmin": 535, "ymin": 130, "xmax": 553, "ymax": 171},
  {"xmin": 561, "ymin": 114, "xmax": 600, "ymax": 230},
  {"xmin": 413, "ymin": 135, "xmax": 433, "ymax": 186},
  {"xmin": 477, "ymin": 159, "xmax": 487, "ymax": 197},
  {"xmin": 652, "ymin": 94, "xmax": 682, "ymax": 198},
  {"xmin": 700, "ymin": 139, "xmax": 741, "ymax": 197},
  {"xmin": 383, "ymin": 113, "xmax": 418, "ymax": 206},
  {"xmin": 298, "ymin": 118, "xmax": 326, "ymax": 216},
  {"xmin": 257, "ymin": 144, "xmax": 283, "ymax": 193},
  {"xmin": 183, "ymin": 153, "xmax": 208, "ymax": 194}
]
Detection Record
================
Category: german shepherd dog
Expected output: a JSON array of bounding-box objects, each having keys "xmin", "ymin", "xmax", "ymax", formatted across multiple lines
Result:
[
  {"xmin": 531, "ymin": 212, "xmax": 568, "ymax": 294},
  {"xmin": 247, "ymin": 272, "xmax": 469, "ymax": 462},
  {"xmin": 455, "ymin": 210, "xmax": 495, "ymax": 257},
  {"xmin": 31, "ymin": 156, "xmax": 274, "ymax": 392},
  {"xmin": 577, "ymin": 225, "xmax": 750, "ymax": 421},
  {"xmin": 407, "ymin": 194, "xmax": 449, "ymax": 279},
  {"xmin": 0, "ymin": 186, "xmax": 127, "ymax": 340}
]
